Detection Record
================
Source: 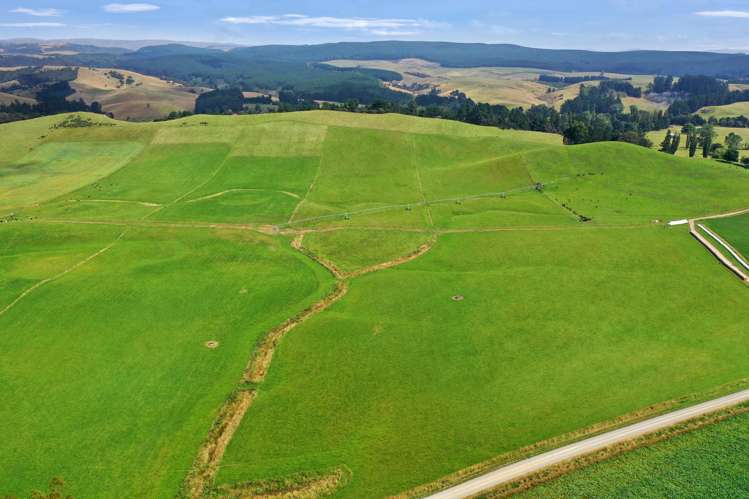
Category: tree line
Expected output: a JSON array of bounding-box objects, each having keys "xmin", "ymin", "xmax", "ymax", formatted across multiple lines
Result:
[{"xmin": 0, "ymin": 80, "xmax": 101, "ymax": 124}]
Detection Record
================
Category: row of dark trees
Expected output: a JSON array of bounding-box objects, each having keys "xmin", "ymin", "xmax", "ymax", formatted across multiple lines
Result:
[{"xmin": 0, "ymin": 81, "xmax": 101, "ymax": 123}]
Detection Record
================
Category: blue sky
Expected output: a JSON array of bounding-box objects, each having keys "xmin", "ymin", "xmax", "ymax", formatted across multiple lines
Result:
[{"xmin": 2, "ymin": 1, "xmax": 749, "ymax": 52}]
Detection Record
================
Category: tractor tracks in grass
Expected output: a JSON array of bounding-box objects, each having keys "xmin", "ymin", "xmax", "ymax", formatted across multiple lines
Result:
[
  {"xmin": 181, "ymin": 232, "xmax": 436, "ymax": 498},
  {"xmin": 0, "ymin": 230, "xmax": 127, "ymax": 319}
]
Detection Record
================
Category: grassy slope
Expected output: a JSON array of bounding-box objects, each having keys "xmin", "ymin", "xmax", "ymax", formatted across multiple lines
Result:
[
  {"xmin": 698, "ymin": 101, "xmax": 749, "ymax": 119},
  {"xmin": 70, "ymin": 67, "xmax": 197, "ymax": 121},
  {"xmin": 706, "ymin": 212, "xmax": 749, "ymax": 258},
  {"xmin": 1, "ymin": 111, "xmax": 748, "ymax": 498},
  {"xmin": 522, "ymin": 411, "xmax": 749, "ymax": 498}
]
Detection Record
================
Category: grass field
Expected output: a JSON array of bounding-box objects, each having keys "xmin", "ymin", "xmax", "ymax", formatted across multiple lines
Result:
[
  {"xmin": 698, "ymin": 101, "xmax": 749, "ymax": 119},
  {"xmin": 216, "ymin": 227, "xmax": 749, "ymax": 497},
  {"xmin": 706, "ymin": 212, "xmax": 749, "ymax": 258},
  {"xmin": 0, "ymin": 111, "xmax": 748, "ymax": 498},
  {"xmin": 70, "ymin": 67, "xmax": 200, "ymax": 121},
  {"xmin": 522, "ymin": 410, "xmax": 749, "ymax": 498},
  {"xmin": 0, "ymin": 224, "xmax": 334, "ymax": 498}
]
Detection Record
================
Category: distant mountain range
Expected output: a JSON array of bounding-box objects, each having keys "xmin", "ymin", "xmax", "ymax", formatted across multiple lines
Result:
[
  {"xmin": 3, "ymin": 39, "xmax": 749, "ymax": 78},
  {"xmin": 0, "ymin": 38, "xmax": 245, "ymax": 51}
]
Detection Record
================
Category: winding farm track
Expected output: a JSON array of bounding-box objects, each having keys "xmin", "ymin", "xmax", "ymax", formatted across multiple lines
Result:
[{"xmin": 427, "ymin": 390, "xmax": 749, "ymax": 499}]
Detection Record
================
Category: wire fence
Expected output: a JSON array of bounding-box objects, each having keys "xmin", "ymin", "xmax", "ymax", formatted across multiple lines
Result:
[{"xmin": 278, "ymin": 177, "xmax": 570, "ymax": 229}]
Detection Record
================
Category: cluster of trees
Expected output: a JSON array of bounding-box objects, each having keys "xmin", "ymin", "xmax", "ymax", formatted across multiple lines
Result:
[
  {"xmin": 714, "ymin": 115, "xmax": 749, "ymax": 128},
  {"xmin": 663, "ymin": 75, "xmax": 749, "ymax": 115},
  {"xmin": 599, "ymin": 80, "xmax": 642, "ymax": 97},
  {"xmin": 659, "ymin": 130, "xmax": 682, "ymax": 154},
  {"xmin": 650, "ymin": 75, "xmax": 675, "ymax": 93},
  {"xmin": 194, "ymin": 88, "xmax": 244, "ymax": 114},
  {"xmin": 659, "ymin": 124, "xmax": 747, "ymax": 163}
]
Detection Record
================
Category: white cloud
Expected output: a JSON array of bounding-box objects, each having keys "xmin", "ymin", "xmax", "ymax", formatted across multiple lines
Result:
[
  {"xmin": 369, "ymin": 30, "xmax": 419, "ymax": 37},
  {"xmin": 104, "ymin": 3, "xmax": 160, "ymax": 13},
  {"xmin": 10, "ymin": 7, "xmax": 62, "ymax": 17},
  {"xmin": 695, "ymin": 10, "xmax": 749, "ymax": 18},
  {"xmin": 220, "ymin": 14, "xmax": 445, "ymax": 34},
  {"xmin": 0, "ymin": 22, "xmax": 65, "ymax": 27}
]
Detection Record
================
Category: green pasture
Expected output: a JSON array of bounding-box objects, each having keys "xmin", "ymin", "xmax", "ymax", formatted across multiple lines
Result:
[
  {"xmin": 0, "ymin": 224, "xmax": 333, "ymax": 498},
  {"xmin": 217, "ymin": 227, "xmax": 749, "ymax": 496},
  {"xmin": 523, "ymin": 410, "xmax": 749, "ymax": 498},
  {"xmin": 1, "ymin": 111, "xmax": 748, "ymax": 498},
  {"xmin": 706, "ymin": 212, "xmax": 749, "ymax": 259},
  {"xmin": 0, "ymin": 141, "xmax": 143, "ymax": 212},
  {"xmin": 525, "ymin": 142, "xmax": 749, "ymax": 224}
]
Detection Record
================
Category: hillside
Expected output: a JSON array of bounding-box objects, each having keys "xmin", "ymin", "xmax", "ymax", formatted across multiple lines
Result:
[
  {"xmin": 698, "ymin": 101, "xmax": 749, "ymax": 120},
  {"xmin": 232, "ymin": 42, "xmax": 749, "ymax": 77},
  {"xmin": 1, "ymin": 111, "xmax": 748, "ymax": 498},
  {"xmin": 7, "ymin": 41, "xmax": 749, "ymax": 77},
  {"xmin": 69, "ymin": 67, "xmax": 201, "ymax": 121}
]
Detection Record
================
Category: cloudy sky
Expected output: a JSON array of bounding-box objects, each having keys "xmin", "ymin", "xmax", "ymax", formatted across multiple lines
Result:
[{"xmin": 2, "ymin": 0, "xmax": 749, "ymax": 52}]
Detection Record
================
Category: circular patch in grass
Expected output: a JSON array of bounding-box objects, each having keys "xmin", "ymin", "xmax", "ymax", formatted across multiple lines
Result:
[
  {"xmin": 204, "ymin": 340, "xmax": 220, "ymax": 349},
  {"xmin": 451, "ymin": 295, "xmax": 465, "ymax": 302}
]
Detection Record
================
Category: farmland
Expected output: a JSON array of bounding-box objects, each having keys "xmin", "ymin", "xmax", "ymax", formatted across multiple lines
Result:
[
  {"xmin": 1, "ymin": 111, "xmax": 748, "ymax": 498},
  {"xmin": 521, "ymin": 409, "xmax": 749, "ymax": 498},
  {"xmin": 327, "ymin": 59, "xmax": 659, "ymax": 109}
]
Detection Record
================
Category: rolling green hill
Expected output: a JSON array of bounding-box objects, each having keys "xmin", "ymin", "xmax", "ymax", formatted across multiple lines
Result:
[{"xmin": 1, "ymin": 111, "xmax": 748, "ymax": 498}]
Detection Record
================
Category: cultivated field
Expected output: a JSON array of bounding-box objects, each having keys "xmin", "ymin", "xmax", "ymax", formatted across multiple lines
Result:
[
  {"xmin": 327, "ymin": 59, "xmax": 658, "ymax": 109},
  {"xmin": 70, "ymin": 67, "xmax": 201, "ymax": 121},
  {"xmin": 522, "ymin": 409, "xmax": 749, "ymax": 497},
  {"xmin": 1, "ymin": 111, "xmax": 748, "ymax": 498}
]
